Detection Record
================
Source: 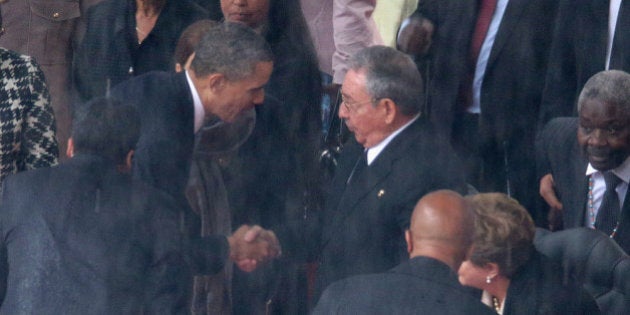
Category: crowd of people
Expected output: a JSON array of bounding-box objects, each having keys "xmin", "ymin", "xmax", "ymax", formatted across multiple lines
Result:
[{"xmin": 0, "ymin": 0, "xmax": 629, "ymax": 314}]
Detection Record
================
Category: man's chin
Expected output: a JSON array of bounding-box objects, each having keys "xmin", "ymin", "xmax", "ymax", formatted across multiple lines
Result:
[{"xmin": 589, "ymin": 156, "xmax": 618, "ymax": 171}]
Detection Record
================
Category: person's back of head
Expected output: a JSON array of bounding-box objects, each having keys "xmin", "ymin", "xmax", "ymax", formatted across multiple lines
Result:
[
  {"xmin": 71, "ymin": 97, "xmax": 140, "ymax": 167},
  {"xmin": 406, "ymin": 190, "xmax": 474, "ymax": 270}
]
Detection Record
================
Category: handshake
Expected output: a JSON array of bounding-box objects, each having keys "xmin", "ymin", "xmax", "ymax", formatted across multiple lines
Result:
[{"xmin": 227, "ymin": 225, "xmax": 282, "ymax": 272}]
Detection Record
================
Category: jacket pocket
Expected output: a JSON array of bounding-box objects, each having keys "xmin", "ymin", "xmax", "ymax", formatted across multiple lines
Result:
[{"xmin": 29, "ymin": 0, "xmax": 81, "ymax": 65}]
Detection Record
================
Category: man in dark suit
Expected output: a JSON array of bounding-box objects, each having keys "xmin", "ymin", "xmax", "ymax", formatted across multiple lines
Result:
[
  {"xmin": 312, "ymin": 190, "xmax": 494, "ymax": 314},
  {"xmin": 0, "ymin": 97, "xmax": 190, "ymax": 314},
  {"xmin": 274, "ymin": 46, "xmax": 465, "ymax": 303},
  {"xmin": 540, "ymin": 0, "xmax": 630, "ymax": 125},
  {"xmin": 108, "ymin": 22, "xmax": 280, "ymax": 274},
  {"xmin": 538, "ymin": 70, "xmax": 630, "ymax": 253},
  {"xmin": 398, "ymin": 0, "xmax": 557, "ymax": 221}
]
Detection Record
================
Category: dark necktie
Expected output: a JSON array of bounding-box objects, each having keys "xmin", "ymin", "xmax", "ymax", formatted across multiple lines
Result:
[
  {"xmin": 610, "ymin": 0, "xmax": 629, "ymax": 70},
  {"xmin": 595, "ymin": 171, "xmax": 623, "ymax": 234},
  {"xmin": 346, "ymin": 150, "xmax": 368, "ymax": 185}
]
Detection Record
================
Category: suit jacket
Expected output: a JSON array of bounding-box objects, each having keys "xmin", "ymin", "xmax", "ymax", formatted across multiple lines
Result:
[
  {"xmin": 537, "ymin": 117, "xmax": 630, "ymax": 253},
  {"xmin": 312, "ymin": 256, "xmax": 494, "ymax": 315},
  {"xmin": 0, "ymin": 154, "xmax": 190, "ymax": 314},
  {"xmin": 414, "ymin": 0, "xmax": 557, "ymax": 215},
  {"xmin": 540, "ymin": 0, "xmax": 630, "ymax": 124},
  {"xmin": 0, "ymin": 48, "xmax": 58, "ymax": 182},
  {"xmin": 110, "ymin": 71, "xmax": 229, "ymax": 275},
  {"xmin": 74, "ymin": 0, "xmax": 208, "ymax": 101},
  {"xmin": 278, "ymin": 117, "xmax": 465, "ymax": 301},
  {"xmin": 501, "ymin": 251, "xmax": 600, "ymax": 315}
]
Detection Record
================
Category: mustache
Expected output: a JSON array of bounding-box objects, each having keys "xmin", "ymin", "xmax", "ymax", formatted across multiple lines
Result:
[{"xmin": 586, "ymin": 146, "xmax": 611, "ymax": 157}]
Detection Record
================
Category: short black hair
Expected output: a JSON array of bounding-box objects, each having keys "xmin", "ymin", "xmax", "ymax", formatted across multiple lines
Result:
[{"xmin": 72, "ymin": 97, "xmax": 140, "ymax": 164}]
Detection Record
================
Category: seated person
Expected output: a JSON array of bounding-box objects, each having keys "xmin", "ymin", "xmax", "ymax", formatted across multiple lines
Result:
[
  {"xmin": 538, "ymin": 70, "xmax": 630, "ymax": 253},
  {"xmin": 313, "ymin": 190, "xmax": 494, "ymax": 315},
  {"xmin": 459, "ymin": 193, "xmax": 600, "ymax": 314}
]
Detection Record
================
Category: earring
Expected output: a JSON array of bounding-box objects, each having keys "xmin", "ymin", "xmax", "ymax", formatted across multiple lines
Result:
[{"xmin": 486, "ymin": 275, "xmax": 492, "ymax": 284}]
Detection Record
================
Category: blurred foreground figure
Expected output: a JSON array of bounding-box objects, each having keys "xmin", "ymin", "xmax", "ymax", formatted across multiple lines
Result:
[
  {"xmin": 0, "ymin": 98, "xmax": 190, "ymax": 314},
  {"xmin": 313, "ymin": 190, "xmax": 494, "ymax": 315},
  {"xmin": 458, "ymin": 193, "xmax": 599, "ymax": 314},
  {"xmin": 0, "ymin": 47, "xmax": 58, "ymax": 182}
]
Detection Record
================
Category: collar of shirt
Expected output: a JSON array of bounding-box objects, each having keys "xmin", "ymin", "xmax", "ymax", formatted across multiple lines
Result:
[
  {"xmin": 586, "ymin": 155, "xmax": 630, "ymax": 184},
  {"xmin": 366, "ymin": 114, "xmax": 420, "ymax": 165},
  {"xmin": 185, "ymin": 70, "xmax": 206, "ymax": 134}
]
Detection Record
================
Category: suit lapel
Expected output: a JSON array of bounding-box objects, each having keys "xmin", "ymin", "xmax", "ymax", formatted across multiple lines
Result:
[
  {"xmin": 613, "ymin": 179, "xmax": 630, "ymax": 252},
  {"xmin": 571, "ymin": 149, "xmax": 590, "ymax": 228},
  {"xmin": 322, "ymin": 119, "xmax": 425, "ymax": 245},
  {"xmin": 486, "ymin": 0, "xmax": 528, "ymax": 69}
]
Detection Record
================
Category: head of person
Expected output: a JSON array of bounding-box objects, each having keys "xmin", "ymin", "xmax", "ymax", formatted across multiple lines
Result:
[
  {"xmin": 406, "ymin": 190, "xmax": 474, "ymax": 271},
  {"xmin": 69, "ymin": 97, "xmax": 141, "ymax": 171},
  {"xmin": 174, "ymin": 19, "xmax": 219, "ymax": 73},
  {"xmin": 458, "ymin": 193, "xmax": 535, "ymax": 290},
  {"xmin": 577, "ymin": 70, "xmax": 630, "ymax": 171},
  {"xmin": 189, "ymin": 21, "xmax": 274, "ymax": 123},
  {"xmin": 340, "ymin": 46, "xmax": 424, "ymax": 148}
]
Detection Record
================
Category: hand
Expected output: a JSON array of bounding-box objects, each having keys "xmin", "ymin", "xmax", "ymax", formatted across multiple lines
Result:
[
  {"xmin": 539, "ymin": 174, "xmax": 563, "ymax": 230},
  {"xmin": 227, "ymin": 225, "xmax": 281, "ymax": 271},
  {"xmin": 397, "ymin": 15, "xmax": 435, "ymax": 57}
]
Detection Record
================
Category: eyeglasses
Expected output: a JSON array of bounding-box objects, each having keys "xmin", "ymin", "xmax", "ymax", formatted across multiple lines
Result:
[{"xmin": 340, "ymin": 94, "xmax": 376, "ymax": 113}]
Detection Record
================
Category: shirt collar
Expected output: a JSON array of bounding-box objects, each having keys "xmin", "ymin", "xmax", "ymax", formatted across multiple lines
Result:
[
  {"xmin": 586, "ymin": 155, "xmax": 630, "ymax": 184},
  {"xmin": 366, "ymin": 114, "xmax": 420, "ymax": 165},
  {"xmin": 185, "ymin": 70, "xmax": 206, "ymax": 134}
]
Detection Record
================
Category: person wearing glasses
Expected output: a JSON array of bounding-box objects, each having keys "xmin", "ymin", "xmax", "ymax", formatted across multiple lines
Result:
[{"xmin": 272, "ymin": 45, "xmax": 465, "ymax": 306}]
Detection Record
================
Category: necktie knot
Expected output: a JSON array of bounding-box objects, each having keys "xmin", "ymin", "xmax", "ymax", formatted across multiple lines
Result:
[{"xmin": 603, "ymin": 171, "xmax": 622, "ymax": 191}]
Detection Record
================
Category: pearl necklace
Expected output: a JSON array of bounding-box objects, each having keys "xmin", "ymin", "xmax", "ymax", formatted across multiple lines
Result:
[{"xmin": 587, "ymin": 175, "xmax": 620, "ymax": 238}]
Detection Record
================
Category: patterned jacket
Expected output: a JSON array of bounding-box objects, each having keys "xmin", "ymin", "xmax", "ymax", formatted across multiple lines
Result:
[{"xmin": 0, "ymin": 48, "xmax": 58, "ymax": 181}]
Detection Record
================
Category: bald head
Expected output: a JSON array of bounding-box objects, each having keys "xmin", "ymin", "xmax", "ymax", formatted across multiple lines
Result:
[{"xmin": 405, "ymin": 190, "xmax": 474, "ymax": 270}]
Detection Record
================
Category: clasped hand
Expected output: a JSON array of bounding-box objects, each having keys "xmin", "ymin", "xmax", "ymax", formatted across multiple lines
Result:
[{"xmin": 227, "ymin": 225, "xmax": 282, "ymax": 272}]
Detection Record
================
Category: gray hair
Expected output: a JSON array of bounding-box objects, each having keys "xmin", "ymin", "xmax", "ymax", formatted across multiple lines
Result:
[
  {"xmin": 577, "ymin": 70, "xmax": 630, "ymax": 115},
  {"xmin": 348, "ymin": 46, "xmax": 423, "ymax": 116},
  {"xmin": 191, "ymin": 22, "xmax": 274, "ymax": 81}
]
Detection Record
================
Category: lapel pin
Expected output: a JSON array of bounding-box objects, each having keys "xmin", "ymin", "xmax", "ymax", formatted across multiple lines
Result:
[{"xmin": 377, "ymin": 189, "xmax": 385, "ymax": 198}]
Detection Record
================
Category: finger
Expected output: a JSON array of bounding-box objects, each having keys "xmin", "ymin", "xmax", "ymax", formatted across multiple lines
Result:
[
  {"xmin": 236, "ymin": 259, "xmax": 258, "ymax": 273},
  {"xmin": 244, "ymin": 225, "xmax": 263, "ymax": 242}
]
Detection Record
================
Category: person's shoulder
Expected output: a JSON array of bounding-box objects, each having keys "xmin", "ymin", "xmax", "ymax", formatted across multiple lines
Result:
[{"xmin": 0, "ymin": 48, "xmax": 41, "ymax": 72}]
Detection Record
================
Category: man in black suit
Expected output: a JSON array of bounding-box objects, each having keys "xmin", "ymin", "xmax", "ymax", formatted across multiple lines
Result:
[
  {"xmin": 275, "ymin": 46, "xmax": 465, "ymax": 303},
  {"xmin": 0, "ymin": 98, "xmax": 190, "ymax": 313},
  {"xmin": 398, "ymin": 0, "xmax": 557, "ymax": 221},
  {"xmin": 538, "ymin": 70, "xmax": 630, "ymax": 253},
  {"xmin": 108, "ymin": 22, "xmax": 280, "ymax": 274},
  {"xmin": 540, "ymin": 0, "xmax": 630, "ymax": 125},
  {"xmin": 312, "ymin": 190, "xmax": 494, "ymax": 314}
]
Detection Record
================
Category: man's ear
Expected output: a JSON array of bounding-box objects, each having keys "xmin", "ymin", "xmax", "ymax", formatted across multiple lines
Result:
[
  {"xmin": 66, "ymin": 138, "xmax": 74, "ymax": 158},
  {"xmin": 117, "ymin": 150, "xmax": 134, "ymax": 173},
  {"xmin": 381, "ymin": 98, "xmax": 397, "ymax": 124},
  {"xmin": 206, "ymin": 73, "xmax": 227, "ymax": 92},
  {"xmin": 405, "ymin": 229, "xmax": 413, "ymax": 254}
]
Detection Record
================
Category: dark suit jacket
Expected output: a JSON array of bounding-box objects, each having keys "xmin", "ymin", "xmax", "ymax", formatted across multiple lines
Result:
[
  {"xmin": 312, "ymin": 256, "xmax": 494, "ymax": 315},
  {"xmin": 278, "ymin": 117, "xmax": 465, "ymax": 300},
  {"xmin": 110, "ymin": 71, "xmax": 229, "ymax": 275},
  {"xmin": 74, "ymin": 0, "xmax": 208, "ymax": 101},
  {"xmin": 540, "ymin": 0, "xmax": 630, "ymax": 124},
  {"xmin": 0, "ymin": 154, "xmax": 190, "ymax": 314},
  {"xmin": 501, "ymin": 251, "xmax": 600, "ymax": 315},
  {"xmin": 537, "ymin": 117, "xmax": 630, "ymax": 253},
  {"xmin": 413, "ymin": 0, "xmax": 557, "ymax": 215}
]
